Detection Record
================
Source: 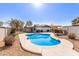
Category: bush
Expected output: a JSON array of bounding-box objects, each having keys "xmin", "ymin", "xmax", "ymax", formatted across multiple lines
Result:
[
  {"xmin": 4, "ymin": 34, "xmax": 16, "ymax": 46},
  {"xmin": 68, "ymin": 33, "xmax": 76, "ymax": 39}
]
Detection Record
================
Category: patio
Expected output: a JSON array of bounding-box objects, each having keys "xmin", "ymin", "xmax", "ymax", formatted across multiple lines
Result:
[
  {"xmin": 58, "ymin": 35, "xmax": 79, "ymax": 52},
  {"xmin": 18, "ymin": 33, "xmax": 79, "ymax": 56}
]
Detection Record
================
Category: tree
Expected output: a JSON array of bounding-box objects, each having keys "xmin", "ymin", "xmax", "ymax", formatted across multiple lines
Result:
[
  {"xmin": 33, "ymin": 25, "xmax": 36, "ymax": 30},
  {"xmin": 4, "ymin": 18, "xmax": 24, "ymax": 46},
  {"xmin": 50, "ymin": 24, "xmax": 56, "ymax": 32},
  {"xmin": 72, "ymin": 17, "xmax": 79, "ymax": 25},
  {"xmin": 9, "ymin": 18, "xmax": 24, "ymax": 34},
  {"xmin": 25, "ymin": 20, "xmax": 32, "ymax": 27},
  {"xmin": 0, "ymin": 21, "xmax": 3, "ymax": 27}
]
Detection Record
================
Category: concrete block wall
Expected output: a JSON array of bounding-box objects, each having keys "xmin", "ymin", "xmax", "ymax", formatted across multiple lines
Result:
[
  {"xmin": 67, "ymin": 26, "xmax": 79, "ymax": 39},
  {"xmin": 0, "ymin": 27, "xmax": 10, "ymax": 47}
]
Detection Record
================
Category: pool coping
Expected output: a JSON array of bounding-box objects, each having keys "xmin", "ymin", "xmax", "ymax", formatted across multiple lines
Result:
[{"xmin": 18, "ymin": 32, "xmax": 73, "ymax": 55}]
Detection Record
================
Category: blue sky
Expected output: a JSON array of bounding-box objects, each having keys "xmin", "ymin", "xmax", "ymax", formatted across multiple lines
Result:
[{"xmin": 0, "ymin": 3, "xmax": 79, "ymax": 25}]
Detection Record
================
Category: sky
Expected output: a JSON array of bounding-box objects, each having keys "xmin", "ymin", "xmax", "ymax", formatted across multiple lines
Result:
[{"xmin": 0, "ymin": 3, "xmax": 79, "ymax": 26}]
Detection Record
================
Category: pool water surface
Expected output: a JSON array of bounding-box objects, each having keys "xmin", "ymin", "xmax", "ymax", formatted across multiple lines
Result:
[{"xmin": 26, "ymin": 34, "xmax": 61, "ymax": 46}]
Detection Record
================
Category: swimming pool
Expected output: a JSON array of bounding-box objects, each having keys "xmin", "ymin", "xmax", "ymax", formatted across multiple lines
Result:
[{"xmin": 26, "ymin": 34, "xmax": 61, "ymax": 46}]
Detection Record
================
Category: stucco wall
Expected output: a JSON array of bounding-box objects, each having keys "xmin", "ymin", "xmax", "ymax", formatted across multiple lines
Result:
[
  {"xmin": 0, "ymin": 27, "xmax": 10, "ymax": 40},
  {"xmin": 67, "ymin": 26, "xmax": 79, "ymax": 39},
  {"xmin": 0, "ymin": 27, "xmax": 10, "ymax": 47}
]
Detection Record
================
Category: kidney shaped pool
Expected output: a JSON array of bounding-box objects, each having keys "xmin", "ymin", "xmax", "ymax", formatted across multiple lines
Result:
[{"xmin": 26, "ymin": 34, "xmax": 61, "ymax": 46}]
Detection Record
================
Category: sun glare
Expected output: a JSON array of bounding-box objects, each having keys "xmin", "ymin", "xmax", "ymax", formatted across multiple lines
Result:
[{"xmin": 32, "ymin": 3, "xmax": 42, "ymax": 7}]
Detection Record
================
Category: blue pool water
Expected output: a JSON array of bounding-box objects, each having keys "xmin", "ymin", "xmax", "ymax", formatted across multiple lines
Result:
[{"xmin": 26, "ymin": 34, "xmax": 61, "ymax": 46}]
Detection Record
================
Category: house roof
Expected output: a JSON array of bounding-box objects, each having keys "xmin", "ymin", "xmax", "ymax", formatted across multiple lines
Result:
[
  {"xmin": 72, "ymin": 23, "xmax": 79, "ymax": 26},
  {"xmin": 34, "ymin": 24, "xmax": 51, "ymax": 28}
]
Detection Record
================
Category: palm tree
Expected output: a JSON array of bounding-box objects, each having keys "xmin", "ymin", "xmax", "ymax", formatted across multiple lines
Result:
[{"xmin": 9, "ymin": 18, "xmax": 24, "ymax": 34}]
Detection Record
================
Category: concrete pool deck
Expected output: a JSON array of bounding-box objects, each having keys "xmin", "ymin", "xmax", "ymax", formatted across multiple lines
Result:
[{"xmin": 18, "ymin": 33, "xmax": 79, "ymax": 56}]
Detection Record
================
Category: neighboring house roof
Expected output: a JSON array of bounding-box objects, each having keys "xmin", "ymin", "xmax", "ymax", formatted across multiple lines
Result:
[
  {"xmin": 24, "ymin": 26, "xmax": 34, "ymax": 28},
  {"xmin": 0, "ymin": 27, "xmax": 10, "ymax": 29},
  {"xmin": 72, "ymin": 23, "xmax": 79, "ymax": 26},
  {"xmin": 3, "ymin": 24, "xmax": 11, "ymax": 28},
  {"xmin": 24, "ymin": 24, "xmax": 51, "ymax": 28},
  {"xmin": 34, "ymin": 24, "xmax": 51, "ymax": 28}
]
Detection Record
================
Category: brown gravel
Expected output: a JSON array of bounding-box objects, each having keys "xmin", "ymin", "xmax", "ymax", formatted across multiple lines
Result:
[
  {"xmin": 58, "ymin": 36, "xmax": 79, "ymax": 52},
  {"xmin": 0, "ymin": 39, "xmax": 41, "ymax": 56},
  {"xmin": 67, "ymin": 38, "xmax": 79, "ymax": 52}
]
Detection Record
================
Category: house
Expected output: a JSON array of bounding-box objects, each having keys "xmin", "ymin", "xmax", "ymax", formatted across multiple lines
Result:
[
  {"xmin": 34, "ymin": 24, "xmax": 51, "ymax": 32},
  {"xmin": 24, "ymin": 26, "xmax": 34, "ymax": 33}
]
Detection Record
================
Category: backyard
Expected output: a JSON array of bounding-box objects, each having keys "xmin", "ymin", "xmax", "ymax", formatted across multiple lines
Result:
[
  {"xmin": 0, "ymin": 6, "xmax": 78, "ymax": 55},
  {"xmin": 0, "ymin": 34, "xmax": 78, "ymax": 56}
]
